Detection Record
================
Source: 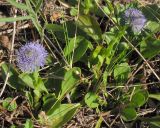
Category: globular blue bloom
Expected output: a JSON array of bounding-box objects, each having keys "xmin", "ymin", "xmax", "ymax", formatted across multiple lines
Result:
[
  {"xmin": 124, "ymin": 8, "xmax": 147, "ymax": 33},
  {"xmin": 16, "ymin": 42, "xmax": 48, "ymax": 73}
]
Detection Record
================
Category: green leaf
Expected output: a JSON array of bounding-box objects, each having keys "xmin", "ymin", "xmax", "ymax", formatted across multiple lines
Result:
[
  {"xmin": 83, "ymin": 0, "xmax": 94, "ymax": 14},
  {"xmin": 73, "ymin": 38, "xmax": 89, "ymax": 62},
  {"xmin": 85, "ymin": 92, "xmax": 99, "ymax": 108},
  {"xmin": 104, "ymin": 0, "xmax": 114, "ymax": 12},
  {"xmin": 32, "ymin": 72, "xmax": 39, "ymax": 83},
  {"xmin": 33, "ymin": 90, "xmax": 42, "ymax": 100},
  {"xmin": 121, "ymin": 107, "xmax": 137, "ymax": 121},
  {"xmin": 117, "ymin": 42, "xmax": 129, "ymax": 53},
  {"xmin": 103, "ymin": 6, "xmax": 110, "ymax": 15},
  {"xmin": 42, "ymin": 94, "xmax": 57, "ymax": 112},
  {"xmin": 58, "ymin": 67, "xmax": 81, "ymax": 99},
  {"xmin": 25, "ymin": 91, "xmax": 34, "ymax": 107},
  {"xmin": 48, "ymin": 103, "xmax": 80, "ymax": 128},
  {"xmin": 19, "ymin": 73, "xmax": 48, "ymax": 93},
  {"xmin": 140, "ymin": 39, "xmax": 160, "ymax": 58},
  {"xmin": 140, "ymin": 116, "xmax": 160, "ymax": 128},
  {"xmin": 131, "ymin": 90, "xmax": 148, "ymax": 107},
  {"xmin": 44, "ymin": 66, "xmax": 66, "ymax": 96},
  {"xmin": 46, "ymin": 100, "xmax": 61, "ymax": 116},
  {"xmin": 114, "ymin": 63, "xmax": 131, "ymax": 83},
  {"xmin": 70, "ymin": 7, "xmax": 78, "ymax": 16},
  {"xmin": 149, "ymin": 93, "xmax": 160, "ymax": 101},
  {"xmin": 53, "ymin": 21, "xmax": 88, "ymax": 42},
  {"xmin": 2, "ymin": 97, "xmax": 17, "ymax": 111},
  {"xmin": 148, "ymin": 117, "xmax": 160, "ymax": 128},
  {"xmin": 33, "ymin": 90, "xmax": 42, "ymax": 108},
  {"xmin": 10, "ymin": 125, "xmax": 17, "ymax": 128},
  {"xmin": 102, "ymin": 3, "xmax": 116, "ymax": 22},
  {"xmin": 40, "ymin": 103, "xmax": 80, "ymax": 128},
  {"xmin": 19, "ymin": 73, "xmax": 34, "ymax": 89},
  {"xmin": 36, "ymin": 77, "xmax": 48, "ymax": 93},
  {"xmin": 1, "ymin": 63, "xmax": 23, "ymax": 90},
  {"xmin": 150, "ymin": 122, "xmax": 160, "ymax": 128},
  {"xmin": 77, "ymin": 15, "xmax": 102, "ymax": 42},
  {"xmin": 64, "ymin": 37, "xmax": 83, "ymax": 57},
  {"xmin": 89, "ymin": 45, "xmax": 103, "ymax": 66},
  {"xmin": 64, "ymin": 36, "xmax": 89, "ymax": 63},
  {"xmin": 103, "ymin": 28, "xmax": 125, "ymax": 64},
  {"xmin": 45, "ymin": 24, "xmax": 64, "ymax": 32},
  {"xmin": 84, "ymin": 0, "xmax": 93, "ymax": 9},
  {"xmin": 103, "ymin": 32, "xmax": 116, "ymax": 44},
  {"xmin": 146, "ymin": 21, "xmax": 160, "ymax": 33},
  {"xmin": 24, "ymin": 119, "xmax": 33, "ymax": 128}
]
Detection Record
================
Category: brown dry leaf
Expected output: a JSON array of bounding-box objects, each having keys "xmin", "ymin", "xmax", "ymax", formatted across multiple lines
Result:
[
  {"xmin": 0, "ymin": 35, "xmax": 11, "ymax": 49},
  {"xmin": 50, "ymin": 12, "xmax": 62, "ymax": 21},
  {"xmin": 155, "ymin": 32, "xmax": 160, "ymax": 39}
]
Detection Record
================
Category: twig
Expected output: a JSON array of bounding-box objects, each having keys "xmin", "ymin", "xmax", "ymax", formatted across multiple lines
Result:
[
  {"xmin": 0, "ymin": 6, "xmax": 17, "ymax": 97},
  {"xmin": 120, "ymin": 116, "xmax": 127, "ymax": 128},
  {"xmin": 110, "ymin": 114, "xmax": 120, "ymax": 127},
  {"xmin": 100, "ymin": 110, "xmax": 111, "ymax": 117},
  {"xmin": 43, "ymin": 38, "xmax": 61, "ymax": 65},
  {"xmin": 58, "ymin": 0, "xmax": 71, "ymax": 8},
  {"xmin": 66, "ymin": 94, "xmax": 71, "ymax": 103},
  {"xmin": 138, "ymin": 108, "xmax": 156, "ymax": 116},
  {"xmin": 44, "ymin": 34, "xmax": 69, "ymax": 65},
  {"xmin": 1, "ymin": 118, "xmax": 4, "ymax": 128},
  {"xmin": 126, "ymin": 64, "xmax": 143, "ymax": 85},
  {"xmin": 0, "ymin": 23, "xmax": 29, "ymax": 35},
  {"xmin": 123, "ymin": 36, "xmax": 160, "ymax": 81},
  {"xmin": 129, "ymin": 87, "xmax": 135, "ymax": 101},
  {"xmin": 108, "ymin": 81, "xmax": 160, "ymax": 89},
  {"xmin": 101, "ymin": 116, "xmax": 110, "ymax": 127}
]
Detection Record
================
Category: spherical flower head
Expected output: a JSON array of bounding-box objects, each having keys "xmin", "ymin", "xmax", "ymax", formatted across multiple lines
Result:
[
  {"xmin": 124, "ymin": 8, "xmax": 147, "ymax": 33},
  {"xmin": 16, "ymin": 42, "xmax": 48, "ymax": 73}
]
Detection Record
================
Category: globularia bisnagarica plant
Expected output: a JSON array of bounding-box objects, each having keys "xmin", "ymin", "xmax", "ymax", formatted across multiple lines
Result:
[{"xmin": 0, "ymin": 0, "xmax": 160, "ymax": 127}]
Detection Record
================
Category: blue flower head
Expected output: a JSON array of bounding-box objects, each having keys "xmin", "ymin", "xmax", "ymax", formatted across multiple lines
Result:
[
  {"xmin": 124, "ymin": 8, "xmax": 147, "ymax": 33},
  {"xmin": 16, "ymin": 42, "xmax": 48, "ymax": 73}
]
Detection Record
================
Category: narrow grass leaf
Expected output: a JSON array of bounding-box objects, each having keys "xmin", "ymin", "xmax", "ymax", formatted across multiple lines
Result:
[
  {"xmin": 7, "ymin": 0, "xmax": 29, "ymax": 10},
  {"xmin": 149, "ymin": 94, "xmax": 160, "ymax": 101},
  {"xmin": 0, "ymin": 16, "xmax": 31, "ymax": 22}
]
